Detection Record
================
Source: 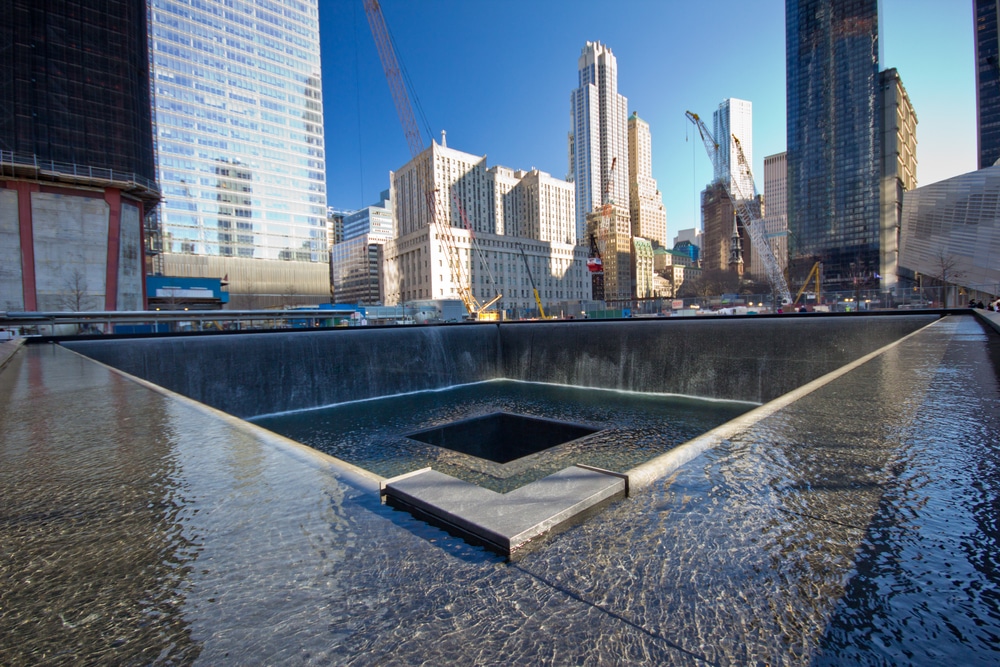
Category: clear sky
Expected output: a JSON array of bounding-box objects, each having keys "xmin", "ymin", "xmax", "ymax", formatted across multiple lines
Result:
[{"xmin": 321, "ymin": 0, "xmax": 975, "ymax": 242}]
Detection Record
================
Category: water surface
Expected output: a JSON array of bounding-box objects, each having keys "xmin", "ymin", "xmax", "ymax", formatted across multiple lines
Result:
[{"xmin": 252, "ymin": 380, "xmax": 754, "ymax": 492}]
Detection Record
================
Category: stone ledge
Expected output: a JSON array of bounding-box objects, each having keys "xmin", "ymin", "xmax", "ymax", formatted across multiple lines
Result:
[
  {"xmin": 0, "ymin": 338, "xmax": 24, "ymax": 374},
  {"xmin": 382, "ymin": 465, "xmax": 626, "ymax": 557}
]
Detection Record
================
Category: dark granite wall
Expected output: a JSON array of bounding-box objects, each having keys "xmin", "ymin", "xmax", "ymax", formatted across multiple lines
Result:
[
  {"xmin": 65, "ymin": 314, "xmax": 939, "ymax": 417},
  {"xmin": 499, "ymin": 315, "xmax": 938, "ymax": 403},
  {"xmin": 65, "ymin": 325, "xmax": 501, "ymax": 418}
]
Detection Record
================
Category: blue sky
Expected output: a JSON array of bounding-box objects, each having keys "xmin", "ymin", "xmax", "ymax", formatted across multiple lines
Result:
[{"xmin": 322, "ymin": 0, "xmax": 975, "ymax": 241}]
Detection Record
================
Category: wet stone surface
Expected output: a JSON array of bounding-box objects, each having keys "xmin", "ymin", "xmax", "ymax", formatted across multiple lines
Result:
[{"xmin": 1, "ymin": 315, "xmax": 999, "ymax": 665}]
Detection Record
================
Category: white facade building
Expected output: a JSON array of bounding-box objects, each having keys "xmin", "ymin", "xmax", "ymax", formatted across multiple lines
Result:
[
  {"xmin": 384, "ymin": 141, "xmax": 589, "ymax": 316},
  {"xmin": 519, "ymin": 169, "xmax": 577, "ymax": 245},
  {"xmin": 569, "ymin": 41, "xmax": 630, "ymax": 244},
  {"xmin": 713, "ymin": 98, "xmax": 754, "ymax": 200},
  {"xmin": 748, "ymin": 151, "xmax": 788, "ymax": 281},
  {"xmin": 627, "ymin": 111, "xmax": 667, "ymax": 247}
]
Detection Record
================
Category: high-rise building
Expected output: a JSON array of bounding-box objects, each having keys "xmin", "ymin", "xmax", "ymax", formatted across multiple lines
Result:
[
  {"xmin": 147, "ymin": 0, "xmax": 329, "ymax": 308},
  {"xmin": 585, "ymin": 207, "xmax": 633, "ymax": 302},
  {"xmin": 700, "ymin": 182, "xmax": 734, "ymax": 273},
  {"xmin": 569, "ymin": 41, "xmax": 630, "ymax": 244},
  {"xmin": 747, "ymin": 152, "xmax": 789, "ymax": 282},
  {"xmin": 385, "ymin": 141, "xmax": 589, "ymax": 315},
  {"xmin": 786, "ymin": 0, "xmax": 882, "ymax": 291},
  {"xmin": 327, "ymin": 206, "xmax": 351, "ymax": 246},
  {"xmin": 343, "ymin": 192, "xmax": 393, "ymax": 242},
  {"xmin": 713, "ymin": 98, "xmax": 754, "ymax": 200},
  {"xmin": 330, "ymin": 193, "xmax": 392, "ymax": 305},
  {"xmin": 879, "ymin": 68, "xmax": 918, "ymax": 291},
  {"xmin": 627, "ymin": 112, "xmax": 667, "ymax": 247},
  {"xmin": 519, "ymin": 169, "xmax": 577, "ymax": 245},
  {"xmin": 1, "ymin": 0, "xmax": 159, "ymax": 313},
  {"xmin": 701, "ymin": 182, "xmax": 759, "ymax": 277},
  {"xmin": 976, "ymin": 0, "xmax": 1000, "ymax": 169}
]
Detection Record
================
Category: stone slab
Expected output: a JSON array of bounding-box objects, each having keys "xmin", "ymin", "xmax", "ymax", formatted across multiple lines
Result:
[{"xmin": 383, "ymin": 465, "xmax": 626, "ymax": 556}]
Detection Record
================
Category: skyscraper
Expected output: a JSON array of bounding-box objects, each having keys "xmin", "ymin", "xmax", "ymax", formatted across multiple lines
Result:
[
  {"xmin": 1, "ymin": 0, "xmax": 159, "ymax": 312},
  {"xmin": 148, "ymin": 0, "xmax": 329, "ymax": 308},
  {"xmin": 975, "ymin": 0, "xmax": 1000, "ymax": 168},
  {"xmin": 713, "ymin": 98, "xmax": 754, "ymax": 200},
  {"xmin": 753, "ymin": 152, "xmax": 789, "ymax": 281},
  {"xmin": 627, "ymin": 112, "xmax": 667, "ymax": 247},
  {"xmin": 569, "ymin": 41, "xmax": 630, "ymax": 244},
  {"xmin": 879, "ymin": 68, "xmax": 918, "ymax": 290},
  {"xmin": 786, "ymin": 0, "xmax": 881, "ymax": 291}
]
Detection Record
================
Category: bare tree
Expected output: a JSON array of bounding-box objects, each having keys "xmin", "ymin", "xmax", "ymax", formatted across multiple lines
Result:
[
  {"xmin": 62, "ymin": 268, "xmax": 94, "ymax": 312},
  {"xmin": 930, "ymin": 251, "xmax": 963, "ymax": 308}
]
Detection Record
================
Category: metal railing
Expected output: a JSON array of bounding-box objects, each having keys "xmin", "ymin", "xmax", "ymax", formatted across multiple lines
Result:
[
  {"xmin": 0, "ymin": 309, "xmax": 367, "ymax": 337},
  {"xmin": 0, "ymin": 149, "xmax": 160, "ymax": 203}
]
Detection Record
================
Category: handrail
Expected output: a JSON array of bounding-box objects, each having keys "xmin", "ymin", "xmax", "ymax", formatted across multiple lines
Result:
[{"xmin": 0, "ymin": 149, "xmax": 160, "ymax": 201}]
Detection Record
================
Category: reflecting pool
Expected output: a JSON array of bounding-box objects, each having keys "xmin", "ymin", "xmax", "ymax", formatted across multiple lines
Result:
[
  {"xmin": 2, "ymin": 316, "xmax": 999, "ymax": 664},
  {"xmin": 252, "ymin": 380, "xmax": 754, "ymax": 492}
]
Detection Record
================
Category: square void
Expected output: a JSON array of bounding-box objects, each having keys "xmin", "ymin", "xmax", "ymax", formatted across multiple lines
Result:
[{"xmin": 407, "ymin": 412, "xmax": 600, "ymax": 464}]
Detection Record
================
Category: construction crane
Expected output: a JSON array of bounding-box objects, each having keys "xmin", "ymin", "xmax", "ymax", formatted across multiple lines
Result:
[
  {"xmin": 793, "ymin": 261, "xmax": 822, "ymax": 306},
  {"xmin": 517, "ymin": 244, "xmax": 547, "ymax": 319},
  {"xmin": 451, "ymin": 191, "xmax": 502, "ymax": 318},
  {"xmin": 601, "ymin": 156, "xmax": 618, "ymax": 219},
  {"xmin": 587, "ymin": 157, "xmax": 617, "ymax": 301},
  {"xmin": 685, "ymin": 111, "xmax": 792, "ymax": 305},
  {"xmin": 364, "ymin": 0, "xmax": 501, "ymax": 320}
]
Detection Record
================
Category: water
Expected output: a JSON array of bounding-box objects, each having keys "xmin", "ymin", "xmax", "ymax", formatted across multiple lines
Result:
[
  {"xmin": 251, "ymin": 380, "xmax": 754, "ymax": 493},
  {"xmin": 2, "ymin": 315, "xmax": 1000, "ymax": 664}
]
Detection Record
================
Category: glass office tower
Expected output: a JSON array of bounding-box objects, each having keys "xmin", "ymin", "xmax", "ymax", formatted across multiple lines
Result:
[
  {"xmin": 786, "ymin": 0, "xmax": 881, "ymax": 291},
  {"xmin": 976, "ymin": 0, "xmax": 1000, "ymax": 169},
  {"xmin": 148, "ymin": 0, "xmax": 328, "ymax": 303}
]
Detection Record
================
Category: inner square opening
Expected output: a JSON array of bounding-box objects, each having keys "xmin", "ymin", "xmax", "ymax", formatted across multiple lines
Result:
[{"xmin": 406, "ymin": 412, "xmax": 601, "ymax": 464}]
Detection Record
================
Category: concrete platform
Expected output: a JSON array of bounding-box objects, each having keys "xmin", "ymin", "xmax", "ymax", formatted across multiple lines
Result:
[{"xmin": 381, "ymin": 465, "xmax": 627, "ymax": 557}]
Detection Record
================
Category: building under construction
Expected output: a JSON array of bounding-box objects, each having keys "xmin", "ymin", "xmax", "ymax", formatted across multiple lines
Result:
[{"xmin": 0, "ymin": 0, "xmax": 160, "ymax": 313}]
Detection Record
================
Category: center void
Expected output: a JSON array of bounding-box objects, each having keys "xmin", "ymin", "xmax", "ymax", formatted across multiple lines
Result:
[{"xmin": 407, "ymin": 412, "xmax": 600, "ymax": 464}]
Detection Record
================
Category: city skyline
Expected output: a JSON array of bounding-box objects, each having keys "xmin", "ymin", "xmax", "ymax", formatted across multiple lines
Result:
[{"xmin": 323, "ymin": 0, "xmax": 975, "ymax": 241}]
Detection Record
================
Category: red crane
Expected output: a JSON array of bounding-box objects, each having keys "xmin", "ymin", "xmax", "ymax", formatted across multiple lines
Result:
[{"xmin": 363, "ymin": 0, "xmax": 501, "ymax": 319}]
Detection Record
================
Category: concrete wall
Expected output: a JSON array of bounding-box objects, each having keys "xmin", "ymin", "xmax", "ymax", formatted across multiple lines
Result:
[
  {"xmin": 0, "ymin": 189, "xmax": 23, "ymax": 311},
  {"xmin": 118, "ymin": 201, "xmax": 144, "ymax": 310},
  {"xmin": 32, "ymin": 192, "xmax": 109, "ymax": 311},
  {"xmin": 65, "ymin": 314, "xmax": 939, "ymax": 418}
]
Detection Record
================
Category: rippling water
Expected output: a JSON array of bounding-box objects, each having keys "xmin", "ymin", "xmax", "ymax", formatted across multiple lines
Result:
[
  {"xmin": 251, "ymin": 380, "xmax": 754, "ymax": 492},
  {"xmin": 2, "ymin": 316, "xmax": 999, "ymax": 665}
]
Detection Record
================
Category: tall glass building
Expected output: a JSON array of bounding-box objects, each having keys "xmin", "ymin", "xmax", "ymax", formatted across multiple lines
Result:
[
  {"xmin": 712, "ymin": 98, "xmax": 753, "ymax": 201},
  {"xmin": 786, "ymin": 0, "xmax": 881, "ymax": 291},
  {"xmin": 976, "ymin": 0, "xmax": 1000, "ymax": 169},
  {"xmin": 148, "ymin": 0, "xmax": 328, "ymax": 306}
]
